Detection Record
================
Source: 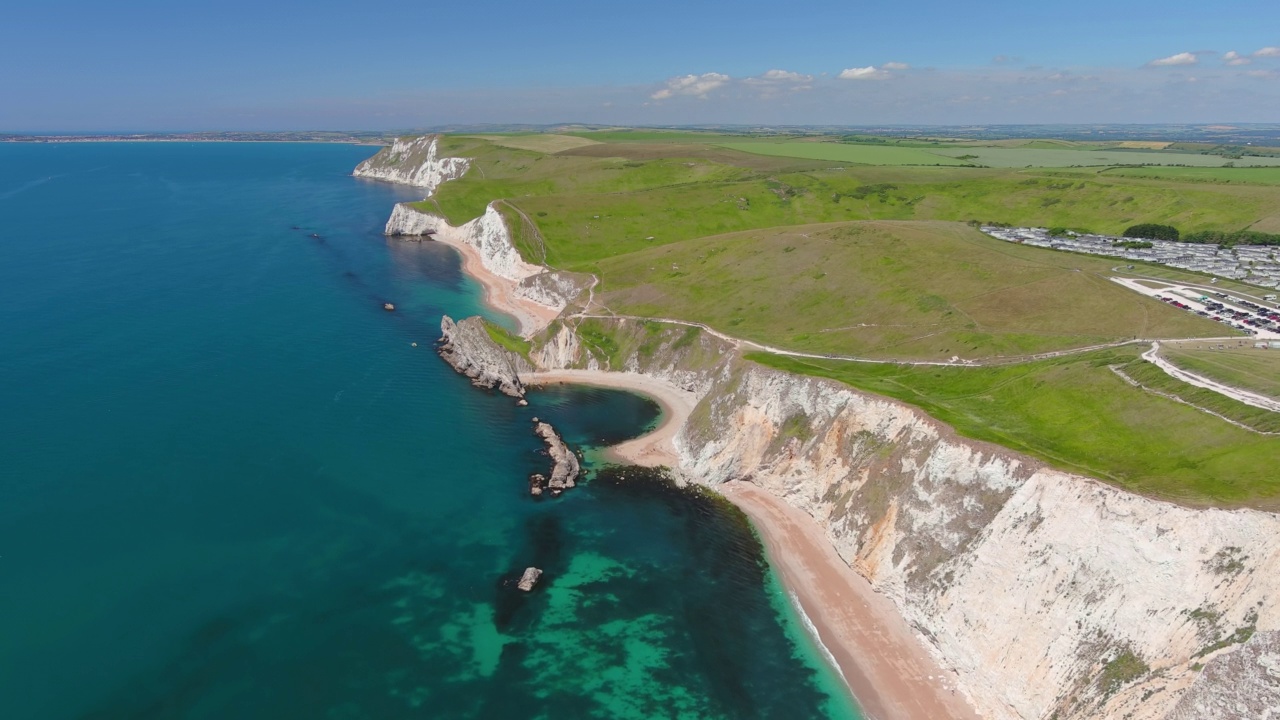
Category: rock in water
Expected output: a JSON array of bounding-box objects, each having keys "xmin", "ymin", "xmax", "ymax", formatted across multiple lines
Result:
[
  {"xmin": 436, "ymin": 315, "xmax": 532, "ymax": 398},
  {"xmin": 529, "ymin": 473, "xmax": 547, "ymax": 496},
  {"xmin": 533, "ymin": 420, "xmax": 580, "ymax": 492},
  {"xmin": 517, "ymin": 567, "xmax": 542, "ymax": 592}
]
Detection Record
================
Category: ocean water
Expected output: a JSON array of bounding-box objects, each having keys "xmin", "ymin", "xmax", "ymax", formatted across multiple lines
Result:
[{"xmin": 0, "ymin": 142, "xmax": 862, "ymax": 719}]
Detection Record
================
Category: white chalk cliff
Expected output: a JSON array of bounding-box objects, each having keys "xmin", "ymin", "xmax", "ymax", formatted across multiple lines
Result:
[
  {"xmin": 359, "ymin": 138, "xmax": 1280, "ymax": 719},
  {"xmin": 385, "ymin": 201, "xmax": 587, "ymax": 316},
  {"xmin": 353, "ymin": 135, "xmax": 471, "ymax": 195}
]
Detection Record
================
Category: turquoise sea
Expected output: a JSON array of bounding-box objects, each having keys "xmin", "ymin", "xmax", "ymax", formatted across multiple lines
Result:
[{"xmin": 0, "ymin": 142, "xmax": 862, "ymax": 719}]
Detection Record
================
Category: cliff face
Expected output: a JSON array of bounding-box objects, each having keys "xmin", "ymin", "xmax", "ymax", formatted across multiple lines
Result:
[
  {"xmin": 526, "ymin": 318, "xmax": 1280, "ymax": 720},
  {"xmin": 386, "ymin": 202, "xmax": 588, "ymax": 315},
  {"xmin": 353, "ymin": 135, "xmax": 470, "ymax": 195},
  {"xmin": 438, "ymin": 315, "xmax": 531, "ymax": 398}
]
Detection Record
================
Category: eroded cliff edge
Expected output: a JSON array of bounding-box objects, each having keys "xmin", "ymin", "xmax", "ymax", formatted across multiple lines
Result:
[
  {"xmin": 353, "ymin": 135, "xmax": 470, "ymax": 194},
  {"xmin": 362, "ymin": 138, "xmax": 1280, "ymax": 719}
]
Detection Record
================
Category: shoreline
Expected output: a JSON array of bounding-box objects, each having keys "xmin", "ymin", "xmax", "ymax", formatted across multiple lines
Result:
[
  {"xmin": 525, "ymin": 370, "xmax": 978, "ymax": 720},
  {"xmin": 722, "ymin": 481, "xmax": 980, "ymax": 720},
  {"xmin": 522, "ymin": 370, "xmax": 697, "ymax": 468},
  {"xmin": 418, "ymin": 199, "xmax": 980, "ymax": 719},
  {"xmin": 426, "ymin": 229, "xmax": 559, "ymax": 337}
]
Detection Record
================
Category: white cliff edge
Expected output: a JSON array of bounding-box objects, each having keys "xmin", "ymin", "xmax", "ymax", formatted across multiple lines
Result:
[
  {"xmin": 385, "ymin": 202, "xmax": 586, "ymax": 317},
  {"xmin": 353, "ymin": 135, "xmax": 471, "ymax": 195}
]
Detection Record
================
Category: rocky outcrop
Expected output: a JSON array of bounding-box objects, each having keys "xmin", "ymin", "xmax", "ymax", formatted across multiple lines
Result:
[
  {"xmin": 524, "ymin": 317, "xmax": 1280, "ymax": 720},
  {"xmin": 353, "ymin": 135, "xmax": 470, "ymax": 195},
  {"xmin": 517, "ymin": 567, "xmax": 543, "ymax": 592},
  {"xmin": 1167, "ymin": 630, "xmax": 1280, "ymax": 719},
  {"xmin": 533, "ymin": 420, "xmax": 580, "ymax": 495},
  {"xmin": 436, "ymin": 315, "xmax": 531, "ymax": 398}
]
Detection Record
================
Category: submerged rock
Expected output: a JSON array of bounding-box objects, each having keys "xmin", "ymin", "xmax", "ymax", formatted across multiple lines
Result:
[
  {"xmin": 533, "ymin": 420, "xmax": 580, "ymax": 493},
  {"xmin": 517, "ymin": 567, "xmax": 542, "ymax": 592},
  {"xmin": 436, "ymin": 315, "xmax": 531, "ymax": 398}
]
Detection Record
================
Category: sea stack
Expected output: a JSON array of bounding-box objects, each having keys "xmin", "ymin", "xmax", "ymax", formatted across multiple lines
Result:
[
  {"xmin": 517, "ymin": 567, "xmax": 543, "ymax": 592},
  {"xmin": 533, "ymin": 420, "xmax": 580, "ymax": 495}
]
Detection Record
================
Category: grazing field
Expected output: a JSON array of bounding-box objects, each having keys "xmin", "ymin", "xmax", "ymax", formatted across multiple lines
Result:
[
  {"xmin": 1103, "ymin": 166, "xmax": 1280, "ymax": 185},
  {"xmin": 511, "ymin": 169, "xmax": 1278, "ymax": 267},
  {"xmin": 718, "ymin": 140, "xmax": 1280, "ymax": 168},
  {"xmin": 748, "ymin": 349, "xmax": 1280, "ymax": 509},
  {"xmin": 717, "ymin": 141, "xmax": 973, "ymax": 166},
  {"xmin": 589, "ymin": 220, "xmax": 1224, "ymax": 361},
  {"xmin": 1161, "ymin": 344, "xmax": 1280, "ymax": 401},
  {"xmin": 419, "ymin": 137, "xmax": 1280, "ymax": 252},
  {"xmin": 466, "ymin": 134, "xmax": 602, "ymax": 153}
]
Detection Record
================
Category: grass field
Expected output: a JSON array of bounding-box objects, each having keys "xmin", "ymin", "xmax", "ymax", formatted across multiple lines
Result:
[
  {"xmin": 1104, "ymin": 166, "xmax": 1280, "ymax": 185},
  {"xmin": 506, "ymin": 168, "xmax": 1278, "ymax": 267},
  {"xmin": 748, "ymin": 349, "xmax": 1280, "ymax": 509},
  {"xmin": 717, "ymin": 141, "xmax": 973, "ymax": 166},
  {"xmin": 1117, "ymin": 358, "xmax": 1280, "ymax": 433},
  {"xmin": 1161, "ymin": 344, "xmax": 1280, "ymax": 401},
  {"xmin": 465, "ymin": 134, "xmax": 602, "ymax": 153},
  {"xmin": 717, "ymin": 140, "xmax": 1280, "ymax": 169},
  {"xmin": 587, "ymin": 220, "xmax": 1224, "ymax": 361}
]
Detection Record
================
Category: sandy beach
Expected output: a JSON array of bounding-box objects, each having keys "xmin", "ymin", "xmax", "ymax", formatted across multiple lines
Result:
[
  {"xmin": 522, "ymin": 370, "xmax": 698, "ymax": 468},
  {"xmin": 428, "ymin": 230, "xmax": 559, "ymax": 336},
  {"xmin": 443, "ymin": 235, "xmax": 979, "ymax": 719},
  {"xmin": 723, "ymin": 481, "xmax": 980, "ymax": 720}
]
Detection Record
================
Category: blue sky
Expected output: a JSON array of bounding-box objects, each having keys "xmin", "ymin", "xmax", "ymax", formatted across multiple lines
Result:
[{"xmin": 3, "ymin": 0, "xmax": 1278, "ymax": 130}]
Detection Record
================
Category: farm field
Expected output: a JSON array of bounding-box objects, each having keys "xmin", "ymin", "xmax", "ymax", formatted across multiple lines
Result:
[
  {"xmin": 1160, "ymin": 343, "xmax": 1280, "ymax": 401},
  {"xmin": 718, "ymin": 140, "xmax": 1280, "ymax": 168},
  {"xmin": 465, "ymin": 133, "xmax": 603, "ymax": 153},
  {"xmin": 589, "ymin": 220, "xmax": 1225, "ymax": 361},
  {"xmin": 929, "ymin": 147, "xmax": 1280, "ymax": 168},
  {"xmin": 747, "ymin": 349, "xmax": 1280, "ymax": 509},
  {"xmin": 1104, "ymin": 166, "xmax": 1280, "ymax": 185},
  {"xmin": 717, "ymin": 141, "xmax": 973, "ymax": 166}
]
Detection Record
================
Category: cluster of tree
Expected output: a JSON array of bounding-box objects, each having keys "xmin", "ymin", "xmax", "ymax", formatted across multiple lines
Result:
[
  {"xmin": 1123, "ymin": 223, "xmax": 1180, "ymax": 241},
  {"xmin": 1122, "ymin": 223, "xmax": 1280, "ymax": 247},
  {"xmin": 1182, "ymin": 230, "xmax": 1280, "ymax": 247},
  {"xmin": 1115, "ymin": 240, "xmax": 1154, "ymax": 249}
]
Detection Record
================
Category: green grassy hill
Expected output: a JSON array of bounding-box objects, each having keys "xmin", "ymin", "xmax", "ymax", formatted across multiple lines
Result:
[
  {"xmin": 411, "ymin": 131, "xmax": 1280, "ymax": 508},
  {"xmin": 590, "ymin": 220, "xmax": 1223, "ymax": 361}
]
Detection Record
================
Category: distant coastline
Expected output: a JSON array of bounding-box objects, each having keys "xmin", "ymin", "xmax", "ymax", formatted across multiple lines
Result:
[{"xmin": 0, "ymin": 133, "xmax": 387, "ymax": 144}]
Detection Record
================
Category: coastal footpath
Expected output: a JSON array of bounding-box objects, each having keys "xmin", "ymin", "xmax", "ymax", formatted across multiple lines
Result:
[{"xmin": 356, "ymin": 137, "xmax": 1280, "ymax": 720}]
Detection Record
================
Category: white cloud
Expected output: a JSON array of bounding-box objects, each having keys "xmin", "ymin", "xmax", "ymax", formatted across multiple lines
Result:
[
  {"xmin": 839, "ymin": 66, "xmax": 890, "ymax": 80},
  {"xmin": 1255, "ymin": 47, "xmax": 1280, "ymax": 58},
  {"xmin": 759, "ymin": 69, "xmax": 812, "ymax": 82},
  {"xmin": 1148, "ymin": 52, "xmax": 1198, "ymax": 67},
  {"xmin": 1245, "ymin": 69, "xmax": 1278, "ymax": 78},
  {"xmin": 650, "ymin": 72, "xmax": 730, "ymax": 100},
  {"xmin": 882, "ymin": 62, "xmax": 910, "ymax": 71},
  {"xmin": 1224, "ymin": 51, "xmax": 1252, "ymax": 66}
]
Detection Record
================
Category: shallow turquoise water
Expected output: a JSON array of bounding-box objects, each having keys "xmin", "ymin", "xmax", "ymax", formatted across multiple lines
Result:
[{"xmin": 0, "ymin": 142, "xmax": 862, "ymax": 719}]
